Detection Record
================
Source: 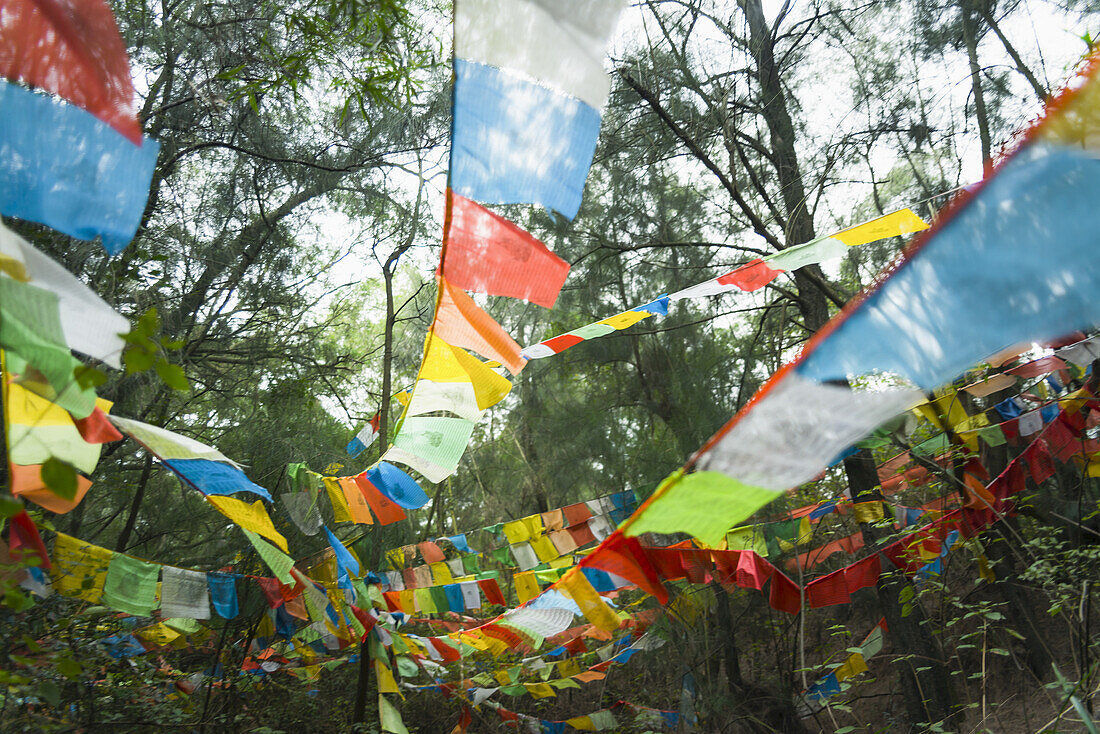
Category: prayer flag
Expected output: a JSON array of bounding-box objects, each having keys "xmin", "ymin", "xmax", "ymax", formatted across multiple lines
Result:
[
  {"xmin": 102, "ymin": 553, "xmax": 159, "ymax": 616},
  {"xmin": 346, "ymin": 414, "xmax": 380, "ymax": 457},
  {"xmin": 0, "ymin": 0, "xmax": 142, "ymax": 143},
  {"xmin": 51, "ymin": 532, "xmax": 110, "ymax": 602},
  {"xmin": 443, "ymin": 191, "xmax": 569, "ymax": 308},
  {"xmin": 365, "ymin": 462, "xmax": 429, "ymax": 508},
  {"xmin": 0, "ymin": 80, "xmax": 159, "ymax": 253},
  {"xmin": 432, "ymin": 276, "xmax": 525, "ymax": 375},
  {"xmin": 207, "ymin": 495, "xmax": 288, "ymax": 552},
  {"xmin": 160, "ymin": 566, "xmax": 210, "ymax": 620}
]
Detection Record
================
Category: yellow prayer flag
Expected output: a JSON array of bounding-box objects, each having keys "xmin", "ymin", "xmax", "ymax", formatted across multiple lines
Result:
[
  {"xmin": 852, "ymin": 501, "xmax": 885, "ymax": 524},
  {"xmin": 494, "ymin": 669, "xmax": 512, "ymax": 686},
  {"xmin": 565, "ymin": 716, "xmax": 597, "ymax": 731},
  {"xmin": 832, "ymin": 208, "xmax": 928, "ymax": 247},
  {"xmin": 324, "ymin": 477, "xmax": 353, "ymax": 523},
  {"xmin": 514, "ymin": 571, "xmax": 540, "ymax": 604},
  {"xmin": 524, "ymin": 682, "xmax": 556, "ymax": 699},
  {"xmin": 136, "ymin": 622, "xmax": 182, "ymax": 647},
  {"xmin": 206, "ymin": 495, "xmax": 288, "ymax": 553},
  {"xmin": 336, "ymin": 477, "xmax": 373, "ymax": 524},
  {"xmin": 417, "ymin": 336, "xmax": 511, "ymax": 410},
  {"xmin": 51, "ymin": 533, "xmax": 111, "ymax": 602},
  {"xmin": 529, "ymin": 535, "xmax": 559, "ymax": 563},
  {"xmin": 375, "ymin": 659, "xmax": 400, "ymax": 693},
  {"xmin": 429, "ymin": 562, "xmax": 454, "ymax": 586},
  {"xmin": 558, "ymin": 569, "xmax": 620, "ymax": 632},
  {"xmin": 597, "ymin": 309, "xmax": 651, "ymax": 330},
  {"xmin": 398, "ymin": 590, "xmax": 416, "ymax": 614},
  {"xmin": 835, "ymin": 652, "xmax": 869, "ymax": 681},
  {"xmin": 556, "ymin": 659, "xmax": 581, "ymax": 678},
  {"xmin": 502, "ymin": 519, "xmax": 531, "ymax": 544}
]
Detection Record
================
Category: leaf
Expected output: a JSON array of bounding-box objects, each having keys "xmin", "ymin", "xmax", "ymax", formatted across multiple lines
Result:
[
  {"xmin": 123, "ymin": 344, "xmax": 156, "ymax": 374},
  {"xmin": 41, "ymin": 458, "xmax": 78, "ymax": 500},
  {"xmin": 0, "ymin": 496, "xmax": 24, "ymax": 518},
  {"xmin": 899, "ymin": 585, "xmax": 915, "ymax": 603},
  {"xmin": 73, "ymin": 364, "xmax": 108, "ymax": 390},
  {"xmin": 155, "ymin": 360, "xmax": 190, "ymax": 392},
  {"xmin": 56, "ymin": 656, "xmax": 82, "ymax": 681},
  {"xmin": 38, "ymin": 680, "xmax": 60, "ymax": 707}
]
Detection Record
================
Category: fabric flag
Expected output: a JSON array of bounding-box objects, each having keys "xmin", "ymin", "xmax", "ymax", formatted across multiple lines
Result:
[
  {"xmin": 346, "ymin": 414, "xmax": 381, "ymax": 458},
  {"xmin": 798, "ymin": 96, "xmax": 1100, "ymax": 390},
  {"xmin": 378, "ymin": 694, "xmax": 410, "ymax": 734},
  {"xmin": 159, "ymin": 566, "xmax": 210, "ymax": 620},
  {"xmin": 5, "ymin": 378, "xmax": 110, "ymax": 474},
  {"xmin": 335, "ymin": 477, "xmax": 374, "ymax": 524},
  {"xmin": 50, "ymin": 532, "xmax": 111, "ymax": 602},
  {"xmin": 0, "ymin": 222, "xmax": 130, "ymax": 366},
  {"xmin": 432, "ymin": 276, "xmax": 525, "ymax": 375},
  {"xmin": 365, "ymin": 462, "xmax": 429, "ymax": 508},
  {"xmin": 323, "ymin": 526, "xmax": 360, "ymax": 580},
  {"xmin": 242, "ymin": 529, "xmax": 295, "ymax": 584},
  {"xmin": 558, "ymin": 569, "xmax": 619, "ymax": 632},
  {"xmin": 389, "ymin": 415, "xmax": 476, "ymax": 482},
  {"xmin": 281, "ymin": 492, "xmax": 323, "ymax": 535},
  {"xmin": 0, "ymin": 80, "xmax": 159, "ymax": 253},
  {"xmin": 207, "ymin": 573, "xmax": 239, "ymax": 619},
  {"xmin": 451, "ymin": 58, "xmax": 601, "ymax": 220},
  {"xmin": 0, "ymin": 280, "xmax": 97, "ymax": 418},
  {"xmin": 206, "ymin": 495, "xmax": 288, "ymax": 552},
  {"xmin": 354, "ymin": 473, "xmax": 407, "ymax": 525},
  {"xmin": 8, "ymin": 511, "xmax": 51, "ymax": 571},
  {"xmin": 0, "ymin": 0, "xmax": 142, "ymax": 143},
  {"xmin": 407, "ymin": 334, "xmax": 512, "ymax": 421},
  {"xmin": 442, "ymin": 190, "xmax": 570, "ymax": 308},
  {"xmin": 626, "ymin": 471, "xmax": 780, "ymax": 547},
  {"xmin": 102, "ymin": 553, "xmax": 159, "ymax": 616},
  {"xmin": 110, "ymin": 416, "xmax": 271, "ymax": 501}
]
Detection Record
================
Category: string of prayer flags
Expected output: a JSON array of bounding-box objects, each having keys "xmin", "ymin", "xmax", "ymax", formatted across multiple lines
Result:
[
  {"xmin": 442, "ymin": 190, "xmax": 570, "ymax": 308},
  {"xmin": 0, "ymin": 80, "xmax": 159, "ymax": 253},
  {"xmin": 346, "ymin": 414, "xmax": 380, "ymax": 458},
  {"xmin": 522, "ymin": 209, "xmax": 929, "ymax": 360},
  {"xmin": 0, "ymin": 0, "xmax": 142, "ymax": 144},
  {"xmin": 0, "ymin": 222, "xmax": 130, "ymax": 366},
  {"xmin": 110, "ymin": 415, "xmax": 272, "ymax": 501},
  {"xmin": 450, "ymin": 0, "xmax": 624, "ymax": 219},
  {"xmin": 206, "ymin": 495, "xmax": 288, "ymax": 553}
]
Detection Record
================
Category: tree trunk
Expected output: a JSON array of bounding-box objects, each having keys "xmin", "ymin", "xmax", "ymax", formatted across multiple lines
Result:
[{"xmin": 962, "ymin": 2, "xmax": 993, "ymax": 163}]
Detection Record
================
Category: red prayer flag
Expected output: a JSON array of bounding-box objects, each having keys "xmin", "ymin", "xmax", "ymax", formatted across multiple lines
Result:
[
  {"xmin": 74, "ymin": 406, "xmax": 123, "ymax": 443},
  {"xmin": 9, "ymin": 510, "xmax": 50, "ymax": 571},
  {"xmin": 581, "ymin": 532, "xmax": 668, "ymax": 604},
  {"xmin": 418, "ymin": 541, "xmax": 446, "ymax": 563},
  {"xmin": 568, "ymin": 522, "xmax": 596, "ymax": 548},
  {"xmin": 716, "ymin": 258, "xmax": 782, "ymax": 291},
  {"xmin": 844, "ymin": 555, "xmax": 881, "ymax": 595},
  {"xmin": 354, "ymin": 473, "xmax": 407, "ymax": 525},
  {"xmin": 806, "ymin": 568, "xmax": 850, "ymax": 608},
  {"xmin": 735, "ymin": 550, "xmax": 774, "ymax": 591},
  {"xmin": 443, "ymin": 191, "xmax": 570, "ymax": 308},
  {"xmin": 256, "ymin": 577, "xmax": 284, "ymax": 608},
  {"xmin": 350, "ymin": 605, "xmax": 377, "ymax": 640},
  {"xmin": 1007, "ymin": 355, "xmax": 1067, "ymax": 378},
  {"xmin": 562, "ymin": 502, "xmax": 593, "ymax": 527},
  {"xmin": 1025, "ymin": 439, "xmax": 1056, "ymax": 484},
  {"xmin": 768, "ymin": 570, "xmax": 802, "ymax": 614},
  {"xmin": 478, "ymin": 578, "xmax": 505, "ymax": 606},
  {"xmin": 0, "ymin": 0, "xmax": 142, "ymax": 143}
]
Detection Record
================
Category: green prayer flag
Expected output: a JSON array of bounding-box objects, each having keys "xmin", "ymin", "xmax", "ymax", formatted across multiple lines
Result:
[
  {"xmin": 550, "ymin": 677, "xmax": 581, "ymax": 689},
  {"xmin": 429, "ymin": 586, "xmax": 450, "ymax": 613},
  {"xmin": 764, "ymin": 519, "xmax": 799, "ymax": 559},
  {"xmin": 392, "ymin": 415, "xmax": 475, "ymax": 472},
  {"xmin": 499, "ymin": 684, "xmax": 525, "ymax": 696},
  {"xmin": 492, "ymin": 547, "xmax": 512, "ymax": 566},
  {"xmin": 378, "ymin": 694, "xmax": 410, "ymax": 734},
  {"xmin": 461, "ymin": 554, "xmax": 481, "ymax": 574},
  {"xmin": 0, "ymin": 283, "xmax": 96, "ymax": 418},
  {"xmin": 395, "ymin": 656, "xmax": 419, "ymax": 678},
  {"xmin": 912, "ymin": 432, "xmax": 951, "ymax": 457},
  {"xmin": 625, "ymin": 471, "xmax": 781, "ymax": 547},
  {"xmin": 765, "ymin": 236, "xmax": 847, "ymax": 271},
  {"xmin": 978, "ymin": 424, "xmax": 1007, "ymax": 447},
  {"xmin": 102, "ymin": 553, "xmax": 160, "ymax": 616},
  {"xmin": 242, "ymin": 529, "xmax": 294, "ymax": 584}
]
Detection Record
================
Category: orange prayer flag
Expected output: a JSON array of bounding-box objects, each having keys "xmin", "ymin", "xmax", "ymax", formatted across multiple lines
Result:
[{"xmin": 432, "ymin": 276, "xmax": 525, "ymax": 375}]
